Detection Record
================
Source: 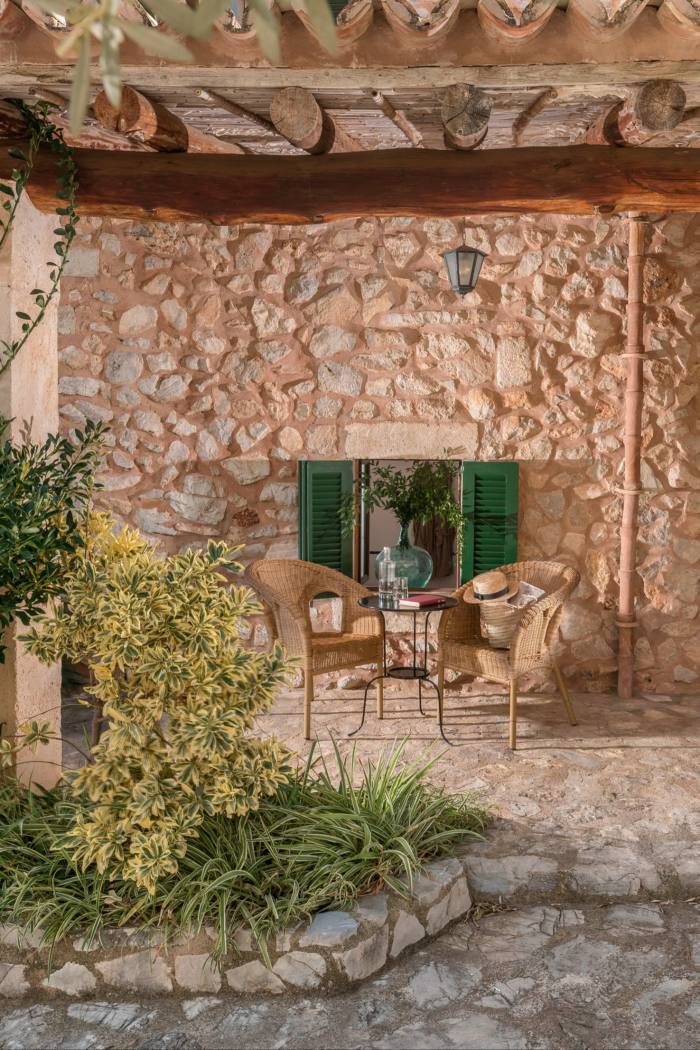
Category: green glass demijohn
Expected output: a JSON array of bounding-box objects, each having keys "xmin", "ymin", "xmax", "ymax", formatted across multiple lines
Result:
[{"xmin": 375, "ymin": 522, "xmax": 433, "ymax": 589}]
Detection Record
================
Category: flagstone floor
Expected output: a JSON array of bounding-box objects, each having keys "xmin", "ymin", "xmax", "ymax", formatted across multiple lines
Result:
[
  {"xmin": 47, "ymin": 683, "xmax": 700, "ymax": 1050},
  {"xmin": 4, "ymin": 901, "xmax": 700, "ymax": 1049}
]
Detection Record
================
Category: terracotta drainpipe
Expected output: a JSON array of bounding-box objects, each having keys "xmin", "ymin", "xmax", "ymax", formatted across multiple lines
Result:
[{"xmin": 617, "ymin": 213, "xmax": 648, "ymax": 698}]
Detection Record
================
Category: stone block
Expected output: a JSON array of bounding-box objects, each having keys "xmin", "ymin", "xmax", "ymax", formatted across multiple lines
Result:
[
  {"xmin": 273, "ymin": 951, "xmax": 326, "ymax": 989},
  {"xmin": 344, "ymin": 422, "xmax": 477, "ymax": 460},
  {"xmin": 64, "ymin": 247, "xmax": 100, "ymax": 278},
  {"xmin": 426, "ymin": 878, "xmax": 472, "ymax": 935},
  {"xmin": 391, "ymin": 911, "xmax": 425, "ymax": 958},
  {"xmin": 0, "ymin": 962, "xmax": 29, "ymax": 997},
  {"xmin": 174, "ymin": 954, "xmax": 222, "ymax": 993},
  {"xmin": 95, "ymin": 949, "xmax": 173, "ymax": 993},
  {"xmin": 354, "ymin": 893, "xmax": 389, "ymax": 927},
  {"xmin": 298, "ymin": 910, "xmax": 358, "ymax": 948},
  {"xmin": 42, "ymin": 962, "xmax": 96, "ymax": 995},
  {"xmin": 225, "ymin": 960, "xmax": 285, "ymax": 994},
  {"xmin": 334, "ymin": 926, "xmax": 389, "ymax": 982}
]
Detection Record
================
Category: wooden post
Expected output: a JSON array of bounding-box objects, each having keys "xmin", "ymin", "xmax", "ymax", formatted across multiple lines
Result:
[
  {"xmin": 0, "ymin": 195, "xmax": 61, "ymax": 786},
  {"xmin": 269, "ymin": 87, "xmax": 362, "ymax": 153},
  {"xmin": 617, "ymin": 213, "xmax": 648, "ymax": 699}
]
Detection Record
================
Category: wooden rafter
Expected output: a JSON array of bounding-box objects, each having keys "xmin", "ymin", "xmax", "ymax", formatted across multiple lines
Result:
[
  {"xmin": 585, "ymin": 79, "xmax": 687, "ymax": 145},
  {"xmin": 4, "ymin": 143, "xmax": 700, "ymax": 223},
  {"xmin": 93, "ymin": 86, "xmax": 245, "ymax": 153},
  {"xmin": 441, "ymin": 84, "xmax": 492, "ymax": 150},
  {"xmin": 370, "ymin": 90, "xmax": 423, "ymax": 148},
  {"xmin": 512, "ymin": 87, "xmax": 558, "ymax": 144},
  {"xmin": 269, "ymin": 87, "xmax": 362, "ymax": 153}
]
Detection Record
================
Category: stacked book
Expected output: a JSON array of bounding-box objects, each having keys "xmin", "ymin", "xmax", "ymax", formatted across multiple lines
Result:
[{"xmin": 397, "ymin": 593, "xmax": 445, "ymax": 609}]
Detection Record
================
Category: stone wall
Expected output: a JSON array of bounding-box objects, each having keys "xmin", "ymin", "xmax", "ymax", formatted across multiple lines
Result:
[{"xmin": 57, "ymin": 213, "xmax": 700, "ymax": 693}]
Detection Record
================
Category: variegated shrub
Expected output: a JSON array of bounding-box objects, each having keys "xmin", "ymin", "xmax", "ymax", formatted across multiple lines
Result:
[{"xmin": 23, "ymin": 513, "xmax": 292, "ymax": 894}]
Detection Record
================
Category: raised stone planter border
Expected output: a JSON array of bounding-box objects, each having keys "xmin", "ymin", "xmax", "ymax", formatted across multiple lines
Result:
[{"xmin": 0, "ymin": 855, "xmax": 471, "ymax": 999}]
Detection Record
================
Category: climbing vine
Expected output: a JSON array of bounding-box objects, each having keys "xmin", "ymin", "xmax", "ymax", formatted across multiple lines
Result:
[{"xmin": 0, "ymin": 99, "xmax": 79, "ymax": 378}]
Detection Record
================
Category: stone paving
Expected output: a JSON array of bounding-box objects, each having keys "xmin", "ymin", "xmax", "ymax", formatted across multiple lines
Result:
[
  {"xmin": 249, "ymin": 683, "xmax": 700, "ymax": 900},
  {"xmin": 4, "ymin": 902, "xmax": 700, "ymax": 1049}
]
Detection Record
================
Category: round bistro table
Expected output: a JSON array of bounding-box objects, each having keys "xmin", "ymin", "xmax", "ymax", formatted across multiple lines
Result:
[{"xmin": 350, "ymin": 594, "xmax": 459, "ymax": 744}]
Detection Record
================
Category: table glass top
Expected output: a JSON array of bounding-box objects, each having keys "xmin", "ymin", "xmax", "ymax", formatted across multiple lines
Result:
[{"xmin": 358, "ymin": 594, "xmax": 459, "ymax": 613}]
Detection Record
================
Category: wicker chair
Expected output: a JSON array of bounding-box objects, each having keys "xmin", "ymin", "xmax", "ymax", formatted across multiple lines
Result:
[
  {"xmin": 437, "ymin": 561, "xmax": 580, "ymax": 750},
  {"xmin": 244, "ymin": 559, "xmax": 385, "ymax": 740}
]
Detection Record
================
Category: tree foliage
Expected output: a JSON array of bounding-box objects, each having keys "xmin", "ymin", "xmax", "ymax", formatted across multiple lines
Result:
[
  {"xmin": 0, "ymin": 421, "xmax": 103, "ymax": 663},
  {"xmin": 342, "ymin": 459, "xmax": 466, "ymax": 544},
  {"xmin": 22, "ymin": 515, "xmax": 292, "ymax": 895}
]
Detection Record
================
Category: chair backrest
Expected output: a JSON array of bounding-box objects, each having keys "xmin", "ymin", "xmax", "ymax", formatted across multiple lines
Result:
[
  {"xmin": 501, "ymin": 560, "xmax": 580, "ymax": 666},
  {"xmin": 244, "ymin": 559, "xmax": 355, "ymax": 654}
]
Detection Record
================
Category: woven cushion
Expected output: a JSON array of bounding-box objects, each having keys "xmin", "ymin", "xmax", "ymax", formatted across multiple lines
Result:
[{"xmin": 311, "ymin": 632, "xmax": 382, "ymax": 674}]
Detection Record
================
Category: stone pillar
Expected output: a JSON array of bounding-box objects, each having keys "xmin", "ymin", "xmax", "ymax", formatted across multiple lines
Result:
[{"xmin": 0, "ymin": 194, "xmax": 62, "ymax": 786}]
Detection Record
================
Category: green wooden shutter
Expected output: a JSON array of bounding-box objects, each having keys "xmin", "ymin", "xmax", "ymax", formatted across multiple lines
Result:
[
  {"xmin": 298, "ymin": 460, "xmax": 354, "ymax": 577},
  {"xmin": 461, "ymin": 462, "xmax": 519, "ymax": 584}
]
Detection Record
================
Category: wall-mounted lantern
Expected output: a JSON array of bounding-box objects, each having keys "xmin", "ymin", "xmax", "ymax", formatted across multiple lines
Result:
[{"xmin": 442, "ymin": 247, "xmax": 487, "ymax": 296}]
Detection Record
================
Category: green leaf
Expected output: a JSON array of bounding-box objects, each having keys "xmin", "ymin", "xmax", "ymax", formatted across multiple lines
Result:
[
  {"xmin": 248, "ymin": 0, "xmax": 280, "ymax": 62},
  {"xmin": 117, "ymin": 19, "xmax": 194, "ymax": 62},
  {"xmin": 297, "ymin": 0, "xmax": 338, "ymax": 51},
  {"xmin": 69, "ymin": 34, "xmax": 92, "ymax": 137}
]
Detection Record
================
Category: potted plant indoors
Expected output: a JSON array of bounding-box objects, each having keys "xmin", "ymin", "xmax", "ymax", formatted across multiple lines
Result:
[{"xmin": 341, "ymin": 459, "xmax": 465, "ymax": 588}]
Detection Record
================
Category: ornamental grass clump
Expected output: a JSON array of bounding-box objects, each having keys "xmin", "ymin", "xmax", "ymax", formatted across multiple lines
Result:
[
  {"xmin": 21, "ymin": 513, "xmax": 292, "ymax": 895},
  {"xmin": 0, "ymin": 744, "xmax": 488, "ymax": 957}
]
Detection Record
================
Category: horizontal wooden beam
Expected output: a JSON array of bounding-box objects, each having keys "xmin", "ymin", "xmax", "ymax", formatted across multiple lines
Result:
[{"xmin": 2, "ymin": 143, "xmax": 700, "ymax": 223}]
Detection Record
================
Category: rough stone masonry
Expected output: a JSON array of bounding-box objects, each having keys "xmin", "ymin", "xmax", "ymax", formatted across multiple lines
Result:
[{"xmin": 56, "ymin": 212, "xmax": 700, "ymax": 694}]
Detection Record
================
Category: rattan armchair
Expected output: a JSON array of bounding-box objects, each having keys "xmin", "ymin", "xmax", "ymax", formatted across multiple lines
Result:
[
  {"xmin": 437, "ymin": 561, "xmax": 580, "ymax": 750},
  {"xmin": 244, "ymin": 559, "xmax": 385, "ymax": 740}
]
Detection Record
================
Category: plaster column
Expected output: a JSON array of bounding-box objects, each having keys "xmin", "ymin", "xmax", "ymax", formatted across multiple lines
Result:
[{"xmin": 0, "ymin": 194, "xmax": 62, "ymax": 786}]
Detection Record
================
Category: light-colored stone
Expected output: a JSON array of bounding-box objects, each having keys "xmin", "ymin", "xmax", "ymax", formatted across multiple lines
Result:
[
  {"xmin": 391, "ymin": 911, "xmax": 425, "ymax": 958},
  {"xmin": 0, "ymin": 962, "xmax": 29, "ymax": 997},
  {"xmin": 174, "ymin": 954, "xmax": 222, "ymax": 993},
  {"xmin": 272, "ymin": 951, "xmax": 326, "ymax": 989},
  {"xmin": 42, "ymin": 962, "xmax": 96, "ymax": 995},
  {"xmin": 221, "ymin": 459, "xmax": 271, "ymax": 485},
  {"xmin": 333, "ymin": 926, "xmax": 389, "ymax": 981},
  {"xmin": 96, "ymin": 949, "xmax": 172, "ymax": 993},
  {"xmin": 344, "ymin": 422, "xmax": 477, "ymax": 459},
  {"xmin": 166, "ymin": 491, "xmax": 227, "ymax": 525},
  {"xmin": 119, "ymin": 304, "xmax": 157, "ymax": 337},
  {"xmin": 226, "ymin": 960, "xmax": 285, "ymax": 994},
  {"xmin": 298, "ymin": 910, "xmax": 358, "ymax": 948},
  {"xmin": 495, "ymin": 337, "xmax": 532, "ymax": 388}
]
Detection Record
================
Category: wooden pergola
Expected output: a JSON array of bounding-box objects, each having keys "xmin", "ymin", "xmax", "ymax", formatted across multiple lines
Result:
[{"xmin": 1, "ymin": 0, "xmax": 696, "ymax": 701}]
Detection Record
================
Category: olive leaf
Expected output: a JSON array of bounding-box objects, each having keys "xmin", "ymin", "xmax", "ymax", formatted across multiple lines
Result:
[
  {"xmin": 69, "ymin": 34, "xmax": 92, "ymax": 136},
  {"xmin": 118, "ymin": 18, "xmax": 194, "ymax": 60}
]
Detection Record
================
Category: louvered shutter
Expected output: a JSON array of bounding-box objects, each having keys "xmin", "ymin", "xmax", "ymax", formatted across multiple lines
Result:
[
  {"xmin": 298, "ymin": 461, "xmax": 354, "ymax": 577},
  {"xmin": 460, "ymin": 462, "xmax": 519, "ymax": 584}
]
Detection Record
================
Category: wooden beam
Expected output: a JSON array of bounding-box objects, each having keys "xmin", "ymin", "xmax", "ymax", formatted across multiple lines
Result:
[
  {"xmin": 269, "ymin": 87, "xmax": 362, "ymax": 153},
  {"xmin": 370, "ymin": 90, "xmax": 423, "ymax": 147},
  {"xmin": 585, "ymin": 79, "xmax": 687, "ymax": 144},
  {"xmin": 441, "ymin": 84, "xmax": 492, "ymax": 150},
  {"xmin": 4, "ymin": 144, "xmax": 700, "ymax": 223},
  {"xmin": 93, "ymin": 85, "xmax": 245, "ymax": 153}
]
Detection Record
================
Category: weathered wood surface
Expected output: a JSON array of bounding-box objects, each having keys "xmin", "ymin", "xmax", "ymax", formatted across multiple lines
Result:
[
  {"xmin": 94, "ymin": 86, "xmax": 244, "ymax": 153},
  {"xmin": 3, "ymin": 144, "xmax": 700, "ymax": 222},
  {"xmin": 270, "ymin": 87, "xmax": 362, "ymax": 153},
  {"xmin": 441, "ymin": 84, "xmax": 492, "ymax": 150}
]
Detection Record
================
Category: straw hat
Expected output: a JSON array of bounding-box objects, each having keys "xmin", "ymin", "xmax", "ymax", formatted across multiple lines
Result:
[{"xmin": 463, "ymin": 569, "xmax": 519, "ymax": 604}]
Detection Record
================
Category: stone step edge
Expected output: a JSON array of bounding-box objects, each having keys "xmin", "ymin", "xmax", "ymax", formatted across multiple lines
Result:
[{"xmin": 0, "ymin": 855, "xmax": 472, "ymax": 999}]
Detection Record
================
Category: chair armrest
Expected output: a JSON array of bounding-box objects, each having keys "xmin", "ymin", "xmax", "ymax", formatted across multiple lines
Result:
[
  {"xmin": 438, "ymin": 583, "xmax": 481, "ymax": 645},
  {"xmin": 510, "ymin": 595, "xmax": 558, "ymax": 667},
  {"xmin": 343, "ymin": 580, "xmax": 384, "ymax": 638}
]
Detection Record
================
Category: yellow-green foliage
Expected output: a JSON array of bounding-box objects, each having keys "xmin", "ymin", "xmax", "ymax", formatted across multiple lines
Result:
[{"xmin": 23, "ymin": 513, "xmax": 292, "ymax": 895}]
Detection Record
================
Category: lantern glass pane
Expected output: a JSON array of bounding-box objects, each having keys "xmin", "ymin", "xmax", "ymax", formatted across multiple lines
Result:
[
  {"xmin": 471, "ymin": 250, "xmax": 485, "ymax": 285},
  {"xmin": 443, "ymin": 250, "xmax": 459, "ymax": 291},
  {"xmin": 457, "ymin": 250, "xmax": 477, "ymax": 287}
]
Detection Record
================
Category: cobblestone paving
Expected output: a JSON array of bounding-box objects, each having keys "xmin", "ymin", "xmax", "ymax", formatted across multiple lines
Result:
[{"xmin": 4, "ymin": 903, "xmax": 700, "ymax": 1049}]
